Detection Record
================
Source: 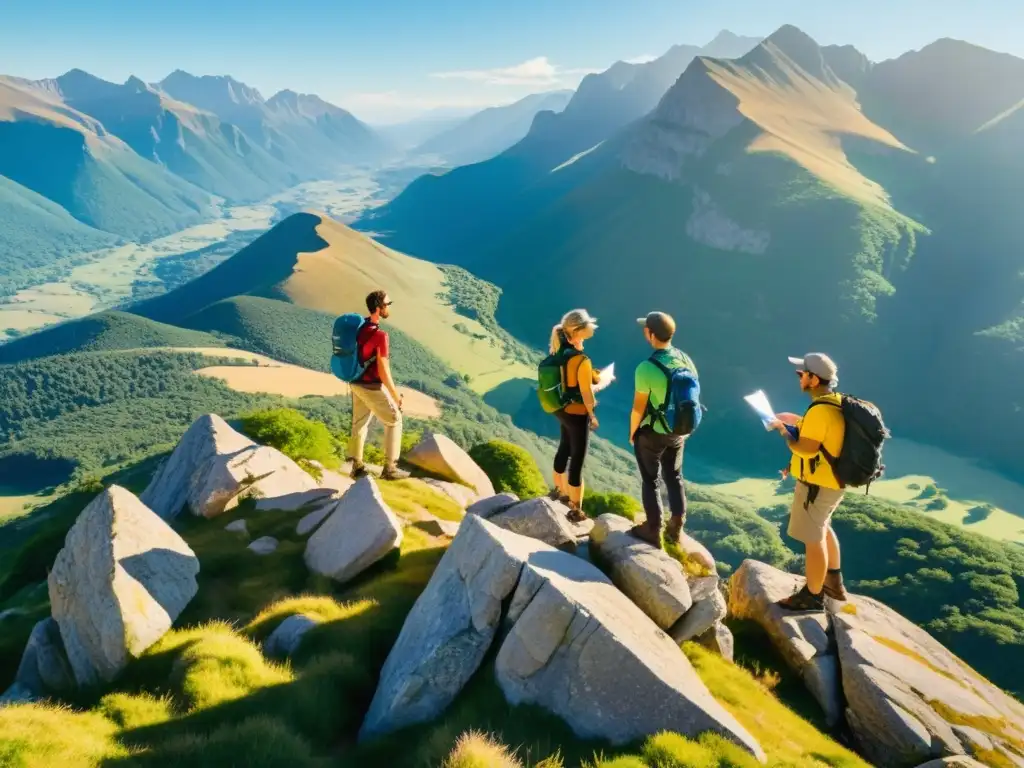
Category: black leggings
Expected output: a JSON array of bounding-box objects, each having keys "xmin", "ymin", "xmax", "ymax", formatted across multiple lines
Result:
[{"xmin": 553, "ymin": 410, "xmax": 590, "ymax": 487}]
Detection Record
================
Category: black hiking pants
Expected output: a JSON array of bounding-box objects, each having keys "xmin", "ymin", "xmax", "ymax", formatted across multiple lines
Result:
[
  {"xmin": 633, "ymin": 425, "xmax": 686, "ymax": 529},
  {"xmin": 553, "ymin": 410, "xmax": 590, "ymax": 487}
]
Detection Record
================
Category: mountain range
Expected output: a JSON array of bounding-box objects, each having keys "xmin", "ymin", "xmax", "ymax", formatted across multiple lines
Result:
[
  {"xmin": 358, "ymin": 25, "xmax": 1024, "ymax": 483},
  {"xmin": 0, "ymin": 65, "xmax": 588, "ymax": 299}
]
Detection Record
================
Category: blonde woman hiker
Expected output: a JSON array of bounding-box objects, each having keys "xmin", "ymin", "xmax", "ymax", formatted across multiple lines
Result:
[{"xmin": 544, "ymin": 309, "xmax": 602, "ymax": 523}]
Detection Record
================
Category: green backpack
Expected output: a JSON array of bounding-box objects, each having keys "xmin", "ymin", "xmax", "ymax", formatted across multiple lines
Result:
[{"xmin": 537, "ymin": 347, "xmax": 583, "ymax": 413}]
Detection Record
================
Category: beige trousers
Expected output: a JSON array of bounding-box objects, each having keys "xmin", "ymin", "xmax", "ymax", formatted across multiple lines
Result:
[{"xmin": 349, "ymin": 384, "xmax": 402, "ymax": 467}]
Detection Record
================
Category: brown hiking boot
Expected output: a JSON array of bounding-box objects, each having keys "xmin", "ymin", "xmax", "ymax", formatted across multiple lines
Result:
[
  {"xmin": 664, "ymin": 516, "xmax": 684, "ymax": 545},
  {"xmin": 776, "ymin": 584, "xmax": 825, "ymax": 612},
  {"xmin": 823, "ymin": 569, "xmax": 849, "ymax": 601},
  {"xmin": 380, "ymin": 465, "xmax": 410, "ymax": 481},
  {"xmin": 565, "ymin": 503, "xmax": 587, "ymax": 524},
  {"xmin": 628, "ymin": 522, "xmax": 662, "ymax": 549}
]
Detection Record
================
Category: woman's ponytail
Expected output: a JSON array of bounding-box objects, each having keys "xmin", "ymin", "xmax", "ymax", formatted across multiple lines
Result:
[{"xmin": 549, "ymin": 324, "xmax": 564, "ymax": 355}]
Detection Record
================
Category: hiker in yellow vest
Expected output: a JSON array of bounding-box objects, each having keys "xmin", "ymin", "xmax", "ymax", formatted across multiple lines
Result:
[
  {"xmin": 769, "ymin": 353, "xmax": 849, "ymax": 610},
  {"xmin": 548, "ymin": 309, "xmax": 601, "ymax": 523}
]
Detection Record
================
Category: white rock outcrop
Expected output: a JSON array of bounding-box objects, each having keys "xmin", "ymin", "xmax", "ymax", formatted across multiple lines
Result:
[
  {"xmin": 589, "ymin": 513, "xmax": 693, "ymax": 629},
  {"xmin": 304, "ymin": 476, "xmax": 403, "ymax": 584},
  {"xmin": 140, "ymin": 414, "xmax": 319, "ymax": 519},
  {"xmin": 730, "ymin": 560, "xmax": 1024, "ymax": 767},
  {"xmin": 360, "ymin": 515, "xmax": 764, "ymax": 760},
  {"xmin": 404, "ymin": 433, "xmax": 495, "ymax": 497},
  {"xmin": 48, "ymin": 486, "xmax": 199, "ymax": 687}
]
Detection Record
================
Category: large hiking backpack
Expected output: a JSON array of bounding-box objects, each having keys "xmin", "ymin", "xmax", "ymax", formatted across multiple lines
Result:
[
  {"xmin": 537, "ymin": 348, "xmax": 582, "ymax": 414},
  {"xmin": 330, "ymin": 313, "xmax": 376, "ymax": 383},
  {"xmin": 809, "ymin": 395, "xmax": 891, "ymax": 491},
  {"xmin": 648, "ymin": 355, "xmax": 705, "ymax": 436}
]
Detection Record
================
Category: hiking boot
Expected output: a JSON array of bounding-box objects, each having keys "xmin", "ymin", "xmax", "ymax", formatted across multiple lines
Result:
[
  {"xmin": 350, "ymin": 463, "xmax": 369, "ymax": 480},
  {"xmin": 549, "ymin": 488, "xmax": 572, "ymax": 505},
  {"xmin": 565, "ymin": 503, "xmax": 588, "ymax": 524},
  {"xmin": 664, "ymin": 515, "xmax": 684, "ymax": 545},
  {"xmin": 628, "ymin": 523, "xmax": 662, "ymax": 549},
  {"xmin": 823, "ymin": 569, "xmax": 849, "ymax": 601},
  {"xmin": 380, "ymin": 465, "xmax": 410, "ymax": 481},
  {"xmin": 775, "ymin": 584, "xmax": 825, "ymax": 612}
]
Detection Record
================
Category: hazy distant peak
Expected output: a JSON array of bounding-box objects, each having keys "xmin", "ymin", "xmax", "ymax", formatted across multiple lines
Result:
[
  {"xmin": 701, "ymin": 30, "xmax": 763, "ymax": 58},
  {"xmin": 158, "ymin": 70, "xmax": 265, "ymax": 106}
]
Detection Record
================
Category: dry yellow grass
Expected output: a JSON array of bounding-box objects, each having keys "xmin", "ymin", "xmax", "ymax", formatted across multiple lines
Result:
[
  {"xmin": 702, "ymin": 45, "xmax": 912, "ymax": 206},
  {"xmin": 192, "ymin": 358, "xmax": 441, "ymax": 419},
  {"xmin": 279, "ymin": 215, "xmax": 534, "ymax": 394}
]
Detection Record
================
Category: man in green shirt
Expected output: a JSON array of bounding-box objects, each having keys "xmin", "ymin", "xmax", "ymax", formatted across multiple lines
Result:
[{"xmin": 628, "ymin": 311, "xmax": 696, "ymax": 549}]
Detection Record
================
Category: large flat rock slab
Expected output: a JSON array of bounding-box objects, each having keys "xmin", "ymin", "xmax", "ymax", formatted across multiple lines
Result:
[
  {"xmin": 304, "ymin": 476, "xmax": 402, "ymax": 584},
  {"xmin": 590, "ymin": 513, "xmax": 693, "ymax": 629},
  {"xmin": 48, "ymin": 486, "xmax": 199, "ymax": 687},
  {"xmin": 361, "ymin": 515, "xmax": 763, "ymax": 759},
  {"xmin": 730, "ymin": 560, "xmax": 1024, "ymax": 767},
  {"xmin": 835, "ymin": 595, "xmax": 1024, "ymax": 768}
]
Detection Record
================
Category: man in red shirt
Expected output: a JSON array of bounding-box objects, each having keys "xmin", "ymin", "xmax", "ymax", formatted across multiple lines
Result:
[{"xmin": 349, "ymin": 289, "xmax": 408, "ymax": 480}]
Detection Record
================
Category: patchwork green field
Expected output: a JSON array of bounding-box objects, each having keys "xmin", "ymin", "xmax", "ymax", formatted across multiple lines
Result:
[{"xmin": 708, "ymin": 437, "xmax": 1024, "ymax": 544}]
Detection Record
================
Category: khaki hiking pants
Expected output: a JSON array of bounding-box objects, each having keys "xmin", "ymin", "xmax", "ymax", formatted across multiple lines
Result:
[{"xmin": 349, "ymin": 384, "xmax": 402, "ymax": 468}]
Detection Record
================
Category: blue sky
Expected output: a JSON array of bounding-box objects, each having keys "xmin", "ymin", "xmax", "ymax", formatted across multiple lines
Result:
[{"xmin": 2, "ymin": 0, "xmax": 1021, "ymax": 123}]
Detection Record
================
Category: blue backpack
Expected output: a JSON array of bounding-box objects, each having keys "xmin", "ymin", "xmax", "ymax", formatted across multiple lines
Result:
[
  {"xmin": 330, "ymin": 313, "xmax": 376, "ymax": 383},
  {"xmin": 648, "ymin": 353, "xmax": 705, "ymax": 436}
]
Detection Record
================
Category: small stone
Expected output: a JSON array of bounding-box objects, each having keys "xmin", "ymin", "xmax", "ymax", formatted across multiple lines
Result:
[
  {"xmin": 224, "ymin": 519, "xmax": 248, "ymax": 535},
  {"xmin": 264, "ymin": 615, "xmax": 317, "ymax": 659},
  {"xmin": 248, "ymin": 536, "xmax": 279, "ymax": 556}
]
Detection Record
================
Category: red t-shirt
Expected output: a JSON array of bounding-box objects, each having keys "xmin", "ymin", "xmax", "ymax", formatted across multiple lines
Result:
[{"xmin": 356, "ymin": 319, "xmax": 389, "ymax": 385}]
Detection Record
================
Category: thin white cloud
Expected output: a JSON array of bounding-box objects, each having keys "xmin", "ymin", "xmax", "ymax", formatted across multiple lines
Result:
[
  {"xmin": 625, "ymin": 54, "xmax": 658, "ymax": 64},
  {"xmin": 431, "ymin": 56, "xmax": 599, "ymax": 86}
]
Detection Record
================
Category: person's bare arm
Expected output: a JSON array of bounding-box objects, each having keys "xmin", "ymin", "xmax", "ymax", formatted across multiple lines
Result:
[
  {"xmin": 629, "ymin": 391, "xmax": 649, "ymax": 444},
  {"xmin": 579, "ymin": 360, "xmax": 598, "ymax": 428},
  {"xmin": 377, "ymin": 355, "xmax": 403, "ymax": 409}
]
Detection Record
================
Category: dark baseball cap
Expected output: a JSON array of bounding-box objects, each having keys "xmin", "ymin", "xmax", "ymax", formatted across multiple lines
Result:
[
  {"xmin": 788, "ymin": 353, "xmax": 838, "ymax": 382},
  {"xmin": 636, "ymin": 311, "xmax": 676, "ymax": 342}
]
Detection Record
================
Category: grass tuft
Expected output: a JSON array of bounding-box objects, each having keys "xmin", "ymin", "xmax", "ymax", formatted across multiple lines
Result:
[
  {"xmin": 381, "ymin": 478, "xmax": 465, "ymax": 522},
  {"xmin": 0, "ymin": 704, "xmax": 128, "ymax": 765},
  {"xmin": 442, "ymin": 730, "xmax": 523, "ymax": 768},
  {"xmin": 243, "ymin": 594, "xmax": 365, "ymax": 643}
]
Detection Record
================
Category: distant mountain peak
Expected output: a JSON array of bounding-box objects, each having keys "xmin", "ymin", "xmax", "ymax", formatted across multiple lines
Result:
[{"xmin": 158, "ymin": 70, "xmax": 265, "ymax": 105}]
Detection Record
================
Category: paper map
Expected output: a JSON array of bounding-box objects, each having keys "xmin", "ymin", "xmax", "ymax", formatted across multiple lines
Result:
[
  {"xmin": 593, "ymin": 363, "xmax": 616, "ymax": 393},
  {"xmin": 744, "ymin": 389, "xmax": 777, "ymax": 430}
]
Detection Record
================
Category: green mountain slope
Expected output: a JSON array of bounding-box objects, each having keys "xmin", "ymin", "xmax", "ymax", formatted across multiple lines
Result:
[
  {"xmin": 0, "ymin": 77, "xmax": 212, "ymax": 240},
  {"xmin": 0, "ymin": 175, "xmax": 117, "ymax": 297},
  {"xmin": 0, "ymin": 311, "xmax": 223, "ymax": 364},
  {"xmin": 356, "ymin": 31, "xmax": 760, "ymax": 261}
]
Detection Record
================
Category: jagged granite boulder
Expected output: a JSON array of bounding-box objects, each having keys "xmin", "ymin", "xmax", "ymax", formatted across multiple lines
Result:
[
  {"xmin": 696, "ymin": 623, "xmax": 735, "ymax": 662},
  {"xmin": 589, "ymin": 513, "xmax": 693, "ymax": 629},
  {"xmin": 488, "ymin": 497, "xmax": 582, "ymax": 551},
  {"xmin": 405, "ymin": 432, "xmax": 495, "ymax": 497},
  {"xmin": 670, "ymin": 588, "xmax": 727, "ymax": 644},
  {"xmin": 729, "ymin": 560, "xmax": 843, "ymax": 727},
  {"xmin": 140, "ymin": 413, "xmax": 318, "ymax": 519},
  {"xmin": 3, "ymin": 618, "xmax": 74, "ymax": 700},
  {"xmin": 48, "ymin": 486, "xmax": 199, "ymax": 687},
  {"xmin": 360, "ymin": 515, "xmax": 764, "ymax": 759},
  {"xmin": 834, "ymin": 595, "xmax": 1024, "ymax": 768},
  {"xmin": 359, "ymin": 512, "xmax": 545, "ymax": 742},
  {"xmin": 304, "ymin": 476, "xmax": 402, "ymax": 583},
  {"xmin": 466, "ymin": 493, "xmax": 520, "ymax": 519}
]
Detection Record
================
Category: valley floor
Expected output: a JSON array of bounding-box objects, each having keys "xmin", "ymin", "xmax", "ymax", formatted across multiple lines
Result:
[
  {"xmin": 0, "ymin": 173, "xmax": 382, "ymax": 339},
  {"xmin": 703, "ymin": 437, "xmax": 1024, "ymax": 545}
]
